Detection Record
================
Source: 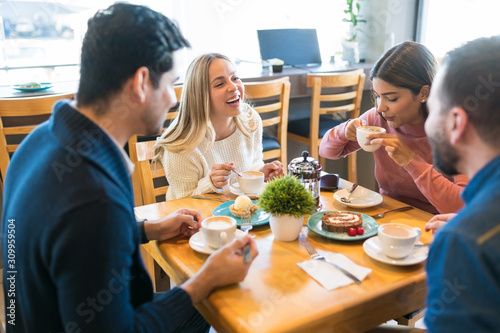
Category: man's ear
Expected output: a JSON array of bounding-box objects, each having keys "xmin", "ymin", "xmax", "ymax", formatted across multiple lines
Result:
[
  {"xmin": 448, "ymin": 107, "xmax": 469, "ymax": 145},
  {"xmin": 131, "ymin": 67, "xmax": 150, "ymax": 103}
]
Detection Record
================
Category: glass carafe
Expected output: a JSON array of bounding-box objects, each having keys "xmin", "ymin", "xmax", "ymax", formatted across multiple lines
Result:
[{"xmin": 288, "ymin": 151, "xmax": 322, "ymax": 211}]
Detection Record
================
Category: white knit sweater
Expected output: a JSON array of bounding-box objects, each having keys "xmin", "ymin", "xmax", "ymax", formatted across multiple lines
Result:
[{"xmin": 162, "ymin": 107, "xmax": 265, "ymax": 200}]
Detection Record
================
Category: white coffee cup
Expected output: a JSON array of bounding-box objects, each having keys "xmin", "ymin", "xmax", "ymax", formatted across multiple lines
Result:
[
  {"xmin": 202, "ymin": 216, "xmax": 237, "ymax": 249},
  {"xmin": 377, "ymin": 223, "xmax": 422, "ymax": 259},
  {"xmin": 356, "ymin": 126, "xmax": 387, "ymax": 152},
  {"xmin": 230, "ymin": 171, "xmax": 264, "ymax": 195}
]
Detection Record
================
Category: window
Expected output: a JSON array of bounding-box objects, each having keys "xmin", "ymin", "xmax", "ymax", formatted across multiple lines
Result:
[
  {"xmin": 1, "ymin": 0, "xmax": 351, "ymax": 86},
  {"xmin": 0, "ymin": 0, "xmax": 174, "ymax": 85},
  {"xmin": 417, "ymin": 0, "xmax": 500, "ymax": 60}
]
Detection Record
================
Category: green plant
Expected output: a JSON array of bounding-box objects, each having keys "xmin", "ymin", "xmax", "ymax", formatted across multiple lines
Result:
[
  {"xmin": 343, "ymin": 0, "xmax": 366, "ymax": 41},
  {"xmin": 258, "ymin": 174, "xmax": 316, "ymax": 218}
]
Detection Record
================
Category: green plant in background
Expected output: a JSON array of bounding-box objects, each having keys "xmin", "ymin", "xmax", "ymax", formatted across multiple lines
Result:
[
  {"xmin": 258, "ymin": 174, "xmax": 316, "ymax": 218},
  {"xmin": 343, "ymin": 0, "xmax": 366, "ymax": 41}
]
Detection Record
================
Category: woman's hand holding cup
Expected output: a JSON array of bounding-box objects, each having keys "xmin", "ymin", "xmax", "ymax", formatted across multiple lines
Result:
[{"xmin": 345, "ymin": 118, "xmax": 365, "ymax": 141}]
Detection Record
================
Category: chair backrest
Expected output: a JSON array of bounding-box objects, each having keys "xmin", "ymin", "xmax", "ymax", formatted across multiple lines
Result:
[
  {"xmin": 307, "ymin": 69, "xmax": 365, "ymax": 183},
  {"xmin": 0, "ymin": 92, "xmax": 75, "ymax": 185},
  {"xmin": 243, "ymin": 76, "xmax": 291, "ymax": 165},
  {"xmin": 307, "ymin": 68, "xmax": 365, "ymax": 132},
  {"xmin": 129, "ymin": 85, "xmax": 182, "ymax": 205},
  {"xmin": 133, "ymin": 140, "xmax": 168, "ymax": 205}
]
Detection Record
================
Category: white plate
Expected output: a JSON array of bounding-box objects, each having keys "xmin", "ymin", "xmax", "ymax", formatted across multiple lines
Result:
[
  {"xmin": 363, "ymin": 236, "xmax": 429, "ymax": 266},
  {"xmin": 189, "ymin": 229, "xmax": 246, "ymax": 255},
  {"xmin": 228, "ymin": 183, "xmax": 264, "ymax": 199},
  {"xmin": 334, "ymin": 187, "xmax": 383, "ymax": 208}
]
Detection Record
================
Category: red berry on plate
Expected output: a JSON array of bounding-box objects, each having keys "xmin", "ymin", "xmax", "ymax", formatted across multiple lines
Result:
[
  {"xmin": 347, "ymin": 227, "xmax": 357, "ymax": 236},
  {"xmin": 356, "ymin": 226, "xmax": 364, "ymax": 235}
]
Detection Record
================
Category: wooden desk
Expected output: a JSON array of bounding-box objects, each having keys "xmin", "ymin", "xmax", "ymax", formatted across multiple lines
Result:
[
  {"xmin": 134, "ymin": 181, "xmax": 433, "ymax": 333},
  {"xmin": 0, "ymin": 62, "xmax": 370, "ymax": 99},
  {"xmin": 0, "ymin": 81, "xmax": 78, "ymax": 98},
  {"xmin": 239, "ymin": 62, "xmax": 373, "ymax": 98}
]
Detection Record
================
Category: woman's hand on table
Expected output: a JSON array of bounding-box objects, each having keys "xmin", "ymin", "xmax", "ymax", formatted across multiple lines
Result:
[
  {"xmin": 182, "ymin": 234, "xmax": 259, "ymax": 304},
  {"xmin": 210, "ymin": 162, "xmax": 235, "ymax": 188},
  {"xmin": 425, "ymin": 213, "xmax": 457, "ymax": 233},
  {"xmin": 369, "ymin": 134, "xmax": 416, "ymax": 166},
  {"xmin": 261, "ymin": 161, "xmax": 284, "ymax": 181},
  {"xmin": 144, "ymin": 208, "xmax": 202, "ymax": 241}
]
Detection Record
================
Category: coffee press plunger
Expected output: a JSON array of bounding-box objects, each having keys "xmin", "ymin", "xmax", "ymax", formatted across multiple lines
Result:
[{"xmin": 288, "ymin": 151, "xmax": 322, "ymax": 211}]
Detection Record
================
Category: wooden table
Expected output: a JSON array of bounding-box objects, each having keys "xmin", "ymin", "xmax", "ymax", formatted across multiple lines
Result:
[{"xmin": 134, "ymin": 181, "xmax": 434, "ymax": 333}]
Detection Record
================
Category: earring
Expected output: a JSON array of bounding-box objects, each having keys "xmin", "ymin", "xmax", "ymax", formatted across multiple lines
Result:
[{"xmin": 421, "ymin": 99, "xmax": 426, "ymax": 103}]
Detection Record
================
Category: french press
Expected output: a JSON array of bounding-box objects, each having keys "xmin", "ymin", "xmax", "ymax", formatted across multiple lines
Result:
[{"xmin": 288, "ymin": 151, "xmax": 322, "ymax": 211}]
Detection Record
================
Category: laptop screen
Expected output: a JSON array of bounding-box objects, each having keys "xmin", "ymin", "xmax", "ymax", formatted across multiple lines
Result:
[{"xmin": 257, "ymin": 29, "xmax": 322, "ymax": 67}]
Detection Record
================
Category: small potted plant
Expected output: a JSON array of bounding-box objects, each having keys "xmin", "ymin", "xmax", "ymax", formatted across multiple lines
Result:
[
  {"xmin": 258, "ymin": 174, "xmax": 316, "ymax": 241},
  {"xmin": 342, "ymin": 0, "xmax": 366, "ymax": 64}
]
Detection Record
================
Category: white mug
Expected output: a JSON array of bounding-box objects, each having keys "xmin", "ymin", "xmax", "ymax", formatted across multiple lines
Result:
[
  {"xmin": 202, "ymin": 216, "xmax": 237, "ymax": 249},
  {"xmin": 230, "ymin": 171, "xmax": 264, "ymax": 195},
  {"xmin": 356, "ymin": 126, "xmax": 386, "ymax": 152},
  {"xmin": 378, "ymin": 223, "xmax": 422, "ymax": 259}
]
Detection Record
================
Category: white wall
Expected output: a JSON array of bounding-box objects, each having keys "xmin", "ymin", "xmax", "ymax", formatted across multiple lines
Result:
[
  {"xmin": 174, "ymin": 0, "xmax": 351, "ymax": 70},
  {"xmin": 358, "ymin": 0, "xmax": 417, "ymax": 63},
  {"xmin": 172, "ymin": 0, "xmax": 417, "ymax": 70}
]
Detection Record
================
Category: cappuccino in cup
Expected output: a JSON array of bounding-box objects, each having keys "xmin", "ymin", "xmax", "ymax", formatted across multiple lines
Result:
[
  {"xmin": 202, "ymin": 216, "xmax": 237, "ymax": 249},
  {"xmin": 357, "ymin": 126, "xmax": 386, "ymax": 152},
  {"xmin": 230, "ymin": 171, "xmax": 264, "ymax": 195},
  {"xmin": 378, "ymin": 223, "xmax": 422, "ymax": 259}
]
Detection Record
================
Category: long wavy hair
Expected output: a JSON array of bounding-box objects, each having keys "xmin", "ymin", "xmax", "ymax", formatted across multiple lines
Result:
[{"xmin": 154, "ymin": 53, "xmax": 256, "ymax": 160}]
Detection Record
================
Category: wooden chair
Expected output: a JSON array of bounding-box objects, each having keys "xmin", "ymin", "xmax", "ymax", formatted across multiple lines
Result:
[
  {"xmin": 130, "ymin": 85, "xmax": 182, "ymax": 205},
  {"xmin": 134, "ymin": 140, "xmax": 168, "ymax": 205},
  {"xmin": 244, "ymin": 76, "xmax": 291, "ymax": 165},
  {"xmin": 287, "ymin": 69, "xmax": 365, "ymax": 183},
  {"xmin": 133, "ymin": 139, "xmax": 171, "ymax": 291},
  {"xmin": 0, "ymin": 92, "xmax": 75, "ymax": 189}
]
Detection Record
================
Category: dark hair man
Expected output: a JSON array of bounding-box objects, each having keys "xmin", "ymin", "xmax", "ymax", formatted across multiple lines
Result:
[{"xmin": 1, "ymin": 4, "xmax": 257, "ymax": 332}]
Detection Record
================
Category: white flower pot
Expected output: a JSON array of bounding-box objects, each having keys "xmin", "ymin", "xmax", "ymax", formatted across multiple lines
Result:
[
  {"xmin": 342, "ymin": 40, "xmax": 360, "ymax": 64},
  {"xmin": 269, "ymin": 215, "xmax": 304, "ymax": 241}
]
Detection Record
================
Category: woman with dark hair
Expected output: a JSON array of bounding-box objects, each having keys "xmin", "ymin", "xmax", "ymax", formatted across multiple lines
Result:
[{"xmin": 319, "ymin": 41, "xmax": 468, "ymax": 214}]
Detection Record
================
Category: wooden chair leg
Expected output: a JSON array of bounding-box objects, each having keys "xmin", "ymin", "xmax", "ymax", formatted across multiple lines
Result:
[
  {"xmin": 140, "ymin": 246, "xmax": 170, "ymax": 292},
  {"xmin": 348, "ymin": 151, "xmax": 358, "ymax": 184},
  {"xmin": 395, "ymin": 308, "xmax": 426, "ymax": 327}
]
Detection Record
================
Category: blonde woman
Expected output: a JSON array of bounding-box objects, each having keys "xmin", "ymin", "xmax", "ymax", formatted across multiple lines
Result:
[{"xmin": 154, "ymin": 53, "xmax": 284, "ymax": 200}]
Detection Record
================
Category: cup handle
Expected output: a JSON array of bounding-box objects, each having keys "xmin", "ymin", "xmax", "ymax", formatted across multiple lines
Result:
[
  {"xmin": 220, "ymin": 232, "xmax": 227, "ymax": 246},
  {"xmin": 413, "ymin": 227, "xmax": 422, "ymax": 243},
  {"xmin": 229, "ymin": 177, "xmax": 239, "ymax": 189}
]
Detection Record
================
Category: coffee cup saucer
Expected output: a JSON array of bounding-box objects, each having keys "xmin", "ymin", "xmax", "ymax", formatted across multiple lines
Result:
[
  {"xmin": 362, "ymin": 236, "xmax": 429, "ymax": 266},
  {"xmin": 189, "ymin": 229, "xmax": 246, "ymax": 255},
  {"xmin": 228, "ymin": 183, "xmax": 264, "ymax": 199},
  {"xmin": 334, "ymin": 187, "xmax": 383, "ymax": 208}
]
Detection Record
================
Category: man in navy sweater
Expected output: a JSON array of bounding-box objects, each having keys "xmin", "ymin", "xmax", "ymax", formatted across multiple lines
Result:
[
  {"xmin": 1, "ymin": 3, "xmax": 257, "ymax": 332},
  {"xmin": 424, "ymin": 36, "xmax": 500, "ymax": 331}
]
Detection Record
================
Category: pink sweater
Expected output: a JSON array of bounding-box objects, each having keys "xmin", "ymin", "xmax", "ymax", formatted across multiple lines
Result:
[{"xmin": 319, "ymin": 108, "xmax": 468, "ymax": 214}]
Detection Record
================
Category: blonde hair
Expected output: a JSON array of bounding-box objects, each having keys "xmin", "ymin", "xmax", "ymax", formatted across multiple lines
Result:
[{"xmin": 154, "ymin": 53, "xmax": 257, "ymax": 160}]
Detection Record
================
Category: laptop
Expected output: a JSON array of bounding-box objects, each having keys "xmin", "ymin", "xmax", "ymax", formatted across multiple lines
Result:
[
  {"xmin": 257, "ymin": 28, "xmax": 347, "ymax": 72},
  {"xmin": 257, "ymin": 29, "xmax": 322, "ymax": 67}
]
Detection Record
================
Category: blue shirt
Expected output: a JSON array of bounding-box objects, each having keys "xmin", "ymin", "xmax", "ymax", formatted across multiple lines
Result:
[
  {"xmin": 2, "ymin": 101, "xmax": 195, "ymax": 332},
  {"xmin": 425, "ymin": 155, "xmax": 500, "ymax": 332}
]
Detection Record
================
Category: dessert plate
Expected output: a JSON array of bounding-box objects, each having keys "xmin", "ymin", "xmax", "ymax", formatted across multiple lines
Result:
[
  {"xmin": 307, "ymin": 211, "xmax": 378, "ymax": 241},
  {"xmin": 228, "ymin": 183, "xmax": 264, "ymax": 199},
  {"xmin": 334, "ymin": 187, "xmax": 383, "ymax": 209},
  {"xmin": 12, "ymin": 82, "xmax": 53, "ymax": 92},
  {"xmin": 363, "ymin": 236, "xmax": 429, "ymax": 266},
  {"xmin": 212, "ymin": 200, "xmax": 270, "ymax": 227},
  {"xmin": 189, "ymin": 229, "xmax": 246, "ymax": 255}
]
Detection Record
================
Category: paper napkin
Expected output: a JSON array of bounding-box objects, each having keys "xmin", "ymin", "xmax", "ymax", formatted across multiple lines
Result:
[{"xmin": 297, "ymin": 251, "xmax": 371, "ymax": 290}]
